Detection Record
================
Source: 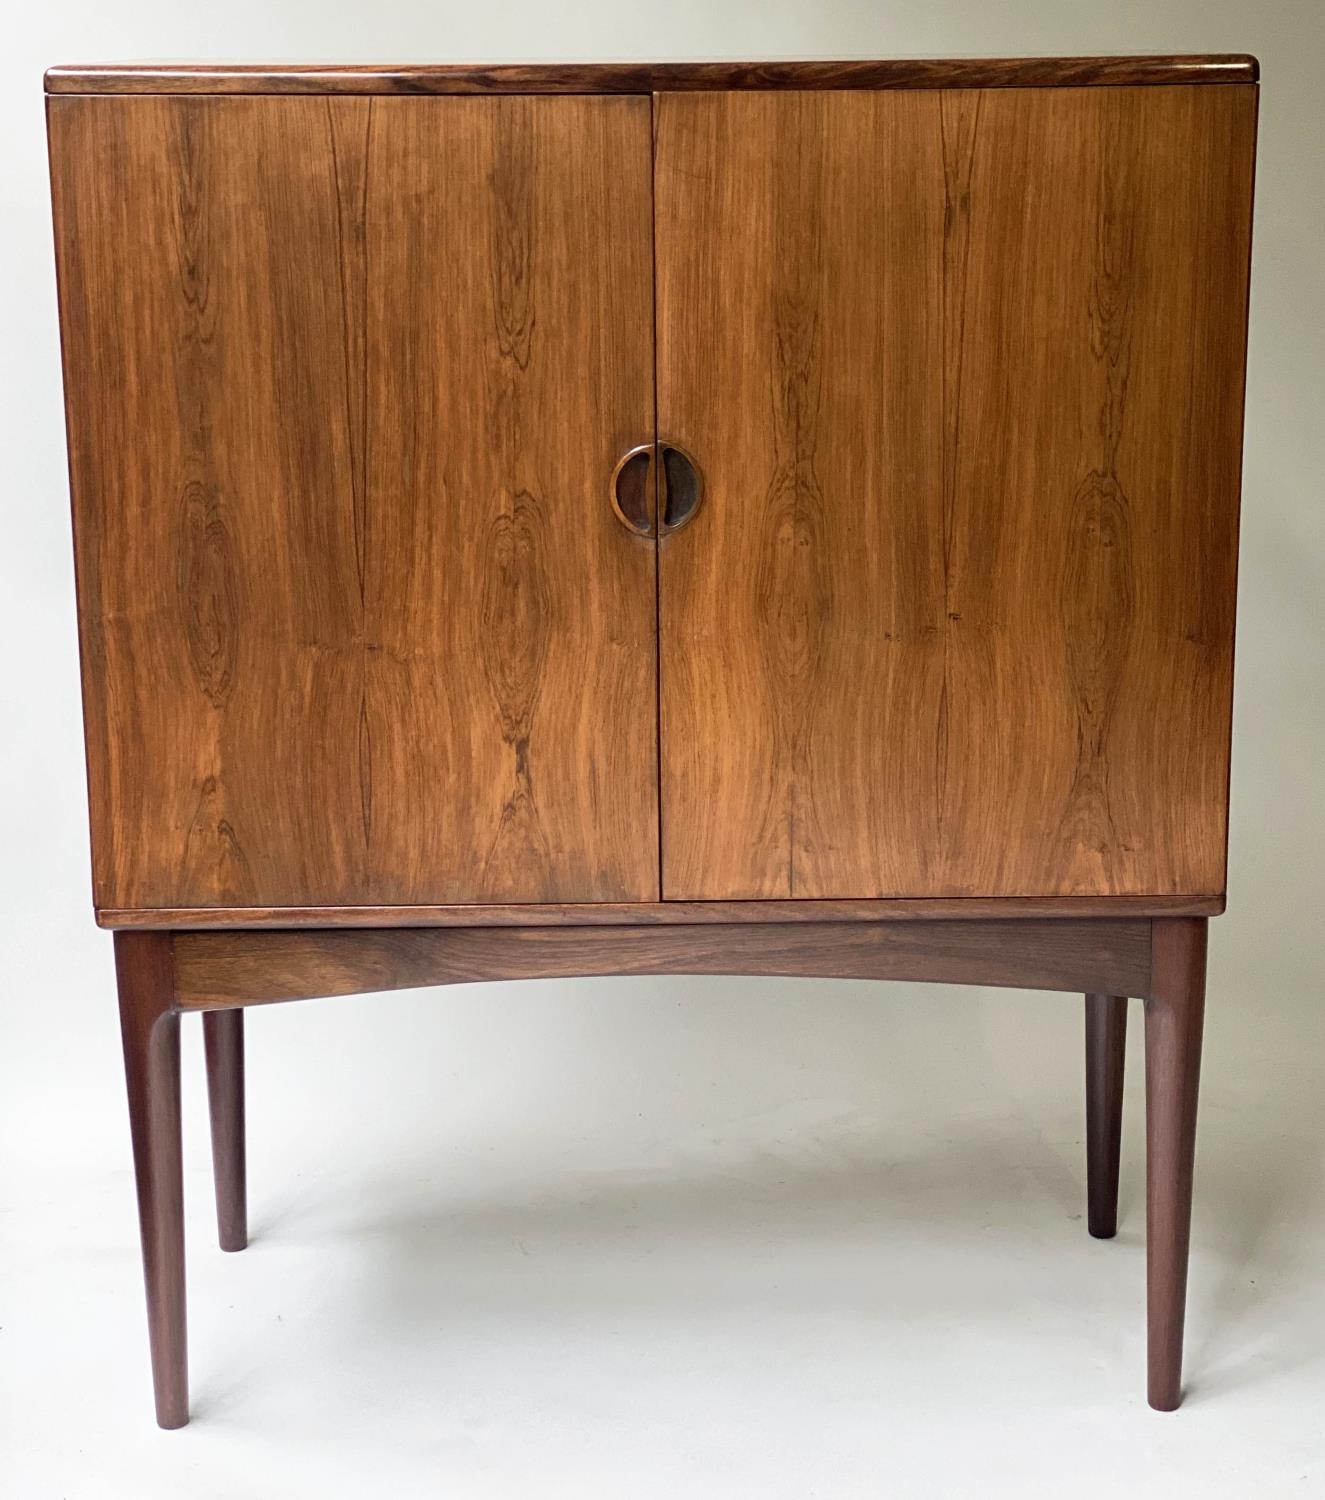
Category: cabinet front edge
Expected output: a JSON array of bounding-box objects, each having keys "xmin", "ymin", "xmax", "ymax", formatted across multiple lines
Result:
[{"xmin": 96, "ymin": 894, "xmax": 1226, "ymax": 930}]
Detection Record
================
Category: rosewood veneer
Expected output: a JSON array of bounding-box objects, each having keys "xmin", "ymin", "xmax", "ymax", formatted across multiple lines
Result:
[{"xmin": 46, "ymin": 53, "xmax": 1258, "ymax": 1424}]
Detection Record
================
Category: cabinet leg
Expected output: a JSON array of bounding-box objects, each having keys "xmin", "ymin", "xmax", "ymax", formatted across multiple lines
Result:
[
  {"xmin": 1144, "ymin": 917, "xmax": 1207, "ymax": 1411},
  {"xmin": 203, "ymin": 1009, "xmax": 248, "ymax": 1252},
  {"xmin": 114, "ymin": 933, "xmax": 188, "ymax": 1429},
  {"xmin": 1085, "ymin": 993, "xmax": 1127, "ymax": 1238}
]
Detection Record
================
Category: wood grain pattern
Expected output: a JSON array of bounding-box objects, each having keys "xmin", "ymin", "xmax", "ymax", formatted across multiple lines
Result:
[
  {"xmin": 50, "ymin": 94, "xmax": 658, "ymax": 910},
  {"xmin": 1085, "ymin": 992, "xmax": 1128, "ymax": 1238},
  {"xmin": 202, "ymin": 1008, "xmax": 247, "ymax": 1251},
  {"xmin": 359, "ymin": 96, "xmax": 657, "ymax": 902},
  {"xmin": 656, "ymin": 89, "xmax": 944, "ymax": 898},
  {"xmin": 97, "ymin": 893, "xmax": 1221, "ymax": 930},
  {"xmin": 654, "ymin": 85, "xmax": 1256, "ymax": 900},
  {"xmin": 940, "ymin": 86, "xmax": 1255, "ymax": 900},
  {"xmin": 114, "ymin": 932, "xmax": 188, "ymax": 1428},
  {"xmin": 45, "ymin": 55, "xmax": 1259, "ymax": 96},
  {"xmin": 1144, "ymin": 916, "xmax": 1207, "ymax": 1410},
  {"xmin": 171, "ymin": 918, "xmax": 1152, "ymax": 1010}
]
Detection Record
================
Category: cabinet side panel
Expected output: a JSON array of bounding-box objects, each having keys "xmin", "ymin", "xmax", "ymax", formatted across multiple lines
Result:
[
  {"xmin": 50, "ymin": 94, "xmax": 659, "ymax": 909},
  {"xmin": 655, "ymin": 85, "xmax": 1254, "ymax": 899}
]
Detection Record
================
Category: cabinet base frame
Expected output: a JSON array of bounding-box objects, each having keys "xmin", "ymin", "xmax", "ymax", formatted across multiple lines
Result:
[{"xmin": 114, "ymin": 914, "xmax": 1206, "ymax": 1426}]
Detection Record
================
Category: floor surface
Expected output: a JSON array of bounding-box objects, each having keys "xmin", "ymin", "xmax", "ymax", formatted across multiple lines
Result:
[{"xmin": 3, "ymin": 968, "xmax": 1323, "ymax": 1497}]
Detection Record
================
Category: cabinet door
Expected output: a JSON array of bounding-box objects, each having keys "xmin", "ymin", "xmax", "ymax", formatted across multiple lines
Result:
[
  {"xmin": 654, "ymin": 86, "xmax": 1256, "ymax": 900},
  {"xmin": 51, "ymin": 94, "xmax": 659, "ymax": 910}
]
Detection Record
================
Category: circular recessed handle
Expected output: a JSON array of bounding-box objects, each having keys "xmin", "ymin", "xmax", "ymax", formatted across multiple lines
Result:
[
  {"xmin": 611, "ymin": 441, "xmax": 704, "ymax": 538},
  {"xmin": 610, "ymin": 443, "xmax": 655, "ymax": 537},
  {"xmin": 658, "ymin": 442, "xmax": 704, "ymax": 535}
]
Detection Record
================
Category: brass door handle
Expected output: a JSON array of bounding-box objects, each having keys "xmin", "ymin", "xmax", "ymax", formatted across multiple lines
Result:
[
  {"xmin": 610, "ymin": 441, "xmax": 704, "ymax": 537},
  {"xmin": 658, "ymin": 443, "xmax": 703, "ymax": 534},
  {"xmin": 609, "ymin": 443, "xmax": 654, "ymax": 536}
]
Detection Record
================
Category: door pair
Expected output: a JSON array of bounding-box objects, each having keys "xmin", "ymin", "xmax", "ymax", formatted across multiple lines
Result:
[{"xmin": 50, "ymin": 86, "xmax": 1253, "ymax": 913}]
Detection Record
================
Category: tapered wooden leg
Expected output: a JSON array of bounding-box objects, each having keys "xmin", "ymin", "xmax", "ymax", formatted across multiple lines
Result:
[
  {"xmin": 1144, "ymin": 917, "xmax": 1207, "ymax": 1411},
  {"xmin": 1085, "ymin": 993, "xmax": 1128, "ymax": 1238},
  {"xmin": 203, "ymin": 1009, "xmax": 248, "ymax": 1252},
  {"xmin": 114, "ymin": 932, "xmax": 188, "ymax": 1429}
]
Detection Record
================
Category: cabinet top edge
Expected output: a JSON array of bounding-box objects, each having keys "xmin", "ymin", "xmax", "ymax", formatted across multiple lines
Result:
[{"xmin": 45, "ymin": 54, "xmax": 1259, "ymax": 96}]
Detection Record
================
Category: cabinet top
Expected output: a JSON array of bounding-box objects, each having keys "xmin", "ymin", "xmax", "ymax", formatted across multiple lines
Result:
[{"xmin": 45, "ymin": 54, "xmax": 1258, "ymax": 96}]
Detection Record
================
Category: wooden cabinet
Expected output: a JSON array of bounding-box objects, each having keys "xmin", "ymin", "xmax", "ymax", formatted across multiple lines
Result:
[
  {"xmin": 51, "ymin": 74, "xmax": 1254, "ymax": 918},
  {"xmin": 47, "ymin": 56, "xmax": 1258, "ymax": 1425}
]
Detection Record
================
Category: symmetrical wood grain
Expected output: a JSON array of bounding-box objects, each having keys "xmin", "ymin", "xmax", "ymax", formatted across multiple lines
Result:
[
  {"xmin": 45, "ymin": 55, "xmax": 1258, "ymax": 96},
  {"xmin": 654, "ymin": 85, "xmax": 1256, "ymax": 900},
  {"xmin": 50, "ymin": 94, "xmax": 658, "ymax": 910},
  {"xmin": 52, "ymin": 78, "xmax": 1256, "ymax": 918},
  {"xmin": 171, "ymin": 918, "xmax": 1152, "ymax": 1011}
]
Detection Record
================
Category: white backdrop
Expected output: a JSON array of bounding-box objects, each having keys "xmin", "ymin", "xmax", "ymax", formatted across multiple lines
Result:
[{"xmin": 3, "ymin": 4, "xmax": 1323, "ymax": 1497}]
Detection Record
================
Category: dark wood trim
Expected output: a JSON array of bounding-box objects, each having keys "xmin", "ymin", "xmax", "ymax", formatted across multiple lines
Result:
[
  {"xmin": 1144, "ymin": 917, "xmax": 1207, "ymax": 1411},
  {"xmin": 108, "ymin": 913, "xmax": 1215, "ymax": 1422},
  {"xmin": 44, "ymin": 55, "xmax": 1258, "ymax": 97},
  {"xmin": 114, "ymin": 932, "xmax": 188, "ymax": 1429},
  {"xmin": 1085, "ymin": 994, "xmax": 1129, "ymax": 1239},
  {"xmin": 171, "ymin": 918, "xmax": 1153, "ymax": 1012},
  {"xmin": 202, "ymin": 1010, "xmax": 247, "ymax": 1253},
  {"xmin": 98, "ymin": 894, "xmax": 1224, "ymax": 931}
]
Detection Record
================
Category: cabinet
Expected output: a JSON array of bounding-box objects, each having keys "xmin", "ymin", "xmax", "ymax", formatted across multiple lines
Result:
[{"xmin": 47, "ymin": 55, "xmax": 1258, "ymax": 1425}]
